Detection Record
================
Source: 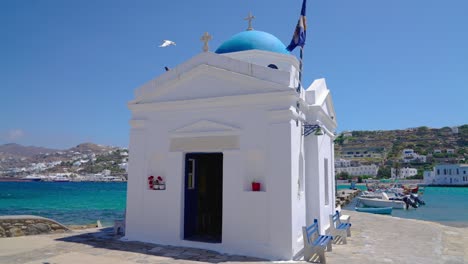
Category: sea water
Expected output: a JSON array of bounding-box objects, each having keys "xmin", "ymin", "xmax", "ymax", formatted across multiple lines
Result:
[
  {"xmin": 1, "ymin": 182, "xmax": 467, "ymax": 227},
  {"xmin": 0, "ymin": 182, "xmax": 126, "ymax": 226},
  {"xmin": 339, "ymin": 184, "xmax": 468, "ymax": 227}
]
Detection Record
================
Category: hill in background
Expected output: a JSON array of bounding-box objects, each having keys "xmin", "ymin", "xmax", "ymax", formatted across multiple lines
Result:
[
  {"xmin": 1, "ymin": 125, "xmax": 466, "ymax": 179},
  {"xmin": 0, "ymin": 143, "xmax": 127, "ymax": 177},
  {"xmin": 0, "ymin": 143, "xmax": 58, "ymax": 158},
  {"xmin": 335, "ymin": 124, "xmax": 467, "ymax": 178}
]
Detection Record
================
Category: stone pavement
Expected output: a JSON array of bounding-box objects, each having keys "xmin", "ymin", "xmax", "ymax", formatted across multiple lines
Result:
[
  {"xmin": 326, "ymin": 211, "xmax": 468, "ymax": 264},
  {"xmin": 0, "ymin": 227, "xmax": 266, "ymax": 264},
  {"xmin": 0, "ymin": 210, "xmax": 467, "ymax": 264}
]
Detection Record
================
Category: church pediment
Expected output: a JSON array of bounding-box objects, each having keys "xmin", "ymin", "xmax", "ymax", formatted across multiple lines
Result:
[
  {"xmin": 304, "ymin": 78, "xmax": 337, "ymax": 127},
  {"xmin": 130, "ymin": 52, "xmax": 293, "ymax": 105},
  {"xmin": 170, "ymin": 120, "xmax": 240, "ymax": 137},
  {"xmin": 323, "ymin": 93, "xmax": 337, "ymax": 122}
]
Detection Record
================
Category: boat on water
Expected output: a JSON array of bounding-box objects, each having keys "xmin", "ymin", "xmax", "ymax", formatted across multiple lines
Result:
[
  {"xmin": 367, "ymin": 182, "xmax": 421, "ymax": 194},
  {"xmin": 22, "ymin": 175, "xmax": 43, "ymax": 182},
  {"xmin": 53, "ymin": 176, "xmax": 70, "ymax": 182},
  {"xmin": 0, "ymin": 177, "xmax": 39, "ymax": 182},
  {"xmin": 358, "ymin": 196, "xmax": 409, "ymax": 209},
  {"xmin": 355, "ymin": 206, "xmax": 393, "ymax": 215}
]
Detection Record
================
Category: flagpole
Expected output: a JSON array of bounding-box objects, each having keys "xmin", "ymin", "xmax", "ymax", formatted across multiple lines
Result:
[
  {"xmin": 288, "ymin": 0, "xmax": 306, "ymax": 93},
  {"xmin": 297, "ymin": 46, "xmax": 303, "ymax": 93}
]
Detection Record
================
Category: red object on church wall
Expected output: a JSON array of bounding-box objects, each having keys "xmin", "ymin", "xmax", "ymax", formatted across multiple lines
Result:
[
  {"xmin": 148, "ymin": 176, "xmax": 154, "ymax": 189},
  {"xmin": 252, "ymin": 182, "xmax": 261, "ymax": 191}
]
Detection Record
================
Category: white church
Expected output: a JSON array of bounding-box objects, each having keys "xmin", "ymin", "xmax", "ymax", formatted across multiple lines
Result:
[{"xmin": 125, "ymin": 18, "xmax": 338, "ymax": 260}]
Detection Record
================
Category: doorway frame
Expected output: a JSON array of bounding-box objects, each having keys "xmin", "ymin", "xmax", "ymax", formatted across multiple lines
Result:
[{"xmin": 183, "ymin": 152, "xmax": 223, "ymax": 243}]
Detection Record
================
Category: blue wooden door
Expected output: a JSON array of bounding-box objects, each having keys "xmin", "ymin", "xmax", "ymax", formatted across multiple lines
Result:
[{"xmin": 184, "ymin": 153, "xmax": 223, "ymax": 242}]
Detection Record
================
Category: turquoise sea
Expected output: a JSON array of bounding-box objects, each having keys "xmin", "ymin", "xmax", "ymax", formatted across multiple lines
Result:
[
  {"xmin": 338, "ymin": 184, "xmax": 468, "ymax": 227},
  {"xmin": 1, "ymin": 182, "xmax": 467, "ymax": 227},
  {"xmin": 0, "ymin": 182, "xmax": 126, "ymax": 226}
]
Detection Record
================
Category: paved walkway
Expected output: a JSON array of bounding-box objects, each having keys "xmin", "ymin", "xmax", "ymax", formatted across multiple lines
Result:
[
  {"xmin": 0, "ymin": 210, "xmax": 467, "ymax": 264},
  {"xmin": 327, "ymin": 211, "xmax": 468, "ymax": 264}
]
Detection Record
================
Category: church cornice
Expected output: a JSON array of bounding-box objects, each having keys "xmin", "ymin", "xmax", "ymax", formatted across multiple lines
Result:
[
  {"xmin": 128, "ymin": 90, "xmax": 298, "ymax": 113},
  {"xmin": 131, "ymin": 64, "xmax": 292, "ymax": 105},
  {"xmin": 134, "ymin": 52, "xmax": 297, "ymax": 100},
  {"xmin": 299, "ymin": 79, "xmax": 338, "ymax": 131},
  {"xmin": 219, "ymin": 50, "xmax": 299, "ymax": 69},
  {"xmin": 170, "ymin": 120, "xmax": 241, "ymax": 138},
  {"xmin": 268, "ymin": 106, "xmax": 305, "ymax": 124}
]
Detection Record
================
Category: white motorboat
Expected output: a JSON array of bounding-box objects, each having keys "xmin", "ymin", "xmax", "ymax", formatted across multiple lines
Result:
[
  {"xmin": 358, "ymin": 197, "xmax": 408, "ymax": 209},
  {"xmin": 53, "ymin": 175, "xmax": 70, "ymax": 182},
  {"xmin": 21, "ymin": 175, "xmax": 43, "ymax": 182},
  {"xmin": 360, "ymin": 191, "xmax": 398, "ymax": 199}
]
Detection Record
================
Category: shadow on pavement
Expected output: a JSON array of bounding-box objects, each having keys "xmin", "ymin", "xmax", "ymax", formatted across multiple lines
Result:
[{"xmin": 56, "ymin": 227, "xmax": 268, "ymax": 263}]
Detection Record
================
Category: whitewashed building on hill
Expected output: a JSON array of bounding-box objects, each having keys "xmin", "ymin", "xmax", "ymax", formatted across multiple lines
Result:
[
  {"xmin": 336, "ymin": 163, "xmax": 379, "ymax": 177},
  {"xmin": 125, "ymin": 26, "xmax": 338, "ymax": 260},
  {"xmin": 424, "ymin": 164, "xmax": 468, "ymax": 185},
  {"xmin": 391, "ymin": 167, "xmax": 418, "ymax": 179},
  {"xmin": 401, "ymin": 149, "xmax": 427, "ymax": 163}
]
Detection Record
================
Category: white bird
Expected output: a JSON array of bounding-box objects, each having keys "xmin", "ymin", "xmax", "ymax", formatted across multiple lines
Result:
[{"xmin": 159, "ymin": 40, "xmax": 176, "ymax": 48}]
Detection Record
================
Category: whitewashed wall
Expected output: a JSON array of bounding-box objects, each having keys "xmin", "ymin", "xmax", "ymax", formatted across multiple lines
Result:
[
  {"xmin": 127, "ymin": 104, "xmax": 308, "ymax": 259},
  {"xmin": 126, "ymin": 51, "xmax": 335, "ymax": 260},
  {"xmin": 304, "ymin": 132, "xmax": 335, "ymax": 234}
]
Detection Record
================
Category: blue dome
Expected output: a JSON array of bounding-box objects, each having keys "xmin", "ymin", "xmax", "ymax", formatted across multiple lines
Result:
[{"xmin": 215, "ymin": 30, "xmax": 289, "ymax": 55}]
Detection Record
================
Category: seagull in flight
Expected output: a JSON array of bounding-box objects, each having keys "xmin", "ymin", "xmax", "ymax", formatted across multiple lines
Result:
[{"xmin": 159, "ymin": 40, "xmax": 176, "ymax": 48}]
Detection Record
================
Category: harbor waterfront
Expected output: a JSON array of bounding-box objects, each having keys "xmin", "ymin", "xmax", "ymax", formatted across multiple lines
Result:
[
  {"xmin": 0, "ymin": 182, "xmax": 467, "ymax": 228},
  {"xmin": 0, "ymin": 182, "xmax": 126, "ymax": 226},
  {"xmin": 0, "ymin": 210, "xmax": 466, "ymax": 264},
  {"xmin": 339, "ymin": 184, "xmax": 468, "ymax": 227}
]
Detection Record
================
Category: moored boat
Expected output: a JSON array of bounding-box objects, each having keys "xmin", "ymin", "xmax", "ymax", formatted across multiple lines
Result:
[
  {"xmin": 22, "ymin": 175, "xmax": 43, "ymax": 182},
  {"xmin": 52, "ymin": 175, "xmax": 70, "ymax": 182},
  {"xmin": 0, "ymin": 177, "xmax": 38, "ymax": 182},
  {"xmin": 355, "ymin": 206, "xmax": 393, "ymax": 215},
  {"xmin": 358, "ymin": 197, "xmax": 409, "ymax": 209}
]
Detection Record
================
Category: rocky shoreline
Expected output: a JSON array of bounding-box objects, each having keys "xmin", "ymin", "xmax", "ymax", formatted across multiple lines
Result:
[
  {"xmin": 336, "ymin": 189, "xmax": 361, "ymax": 207},
  {"xmin": 0, "ymin": 215, "xmax": 70, "ymax": 238}
]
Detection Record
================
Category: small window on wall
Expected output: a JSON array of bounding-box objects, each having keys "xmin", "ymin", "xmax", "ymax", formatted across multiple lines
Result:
[{"xmin": 324, "ymin": 158, "xmax": 329, "ymax": 205}]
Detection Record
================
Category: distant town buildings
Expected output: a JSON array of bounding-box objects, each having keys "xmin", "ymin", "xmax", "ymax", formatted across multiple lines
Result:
[
  {"xmin": 0, "ymin": 145, "xmax": 128, "ymax": 180},
  {"xmin": 340, "ymin": 147, "xmax": 387, "ymax": 159},
  {"xmin": 119, "ymin": 162, "xmax": 128, "ymax": 171},
  {"xmin": 446, "ymin": 149, "xmax": 455, "ymax": 154},
  {"xmin": 424, "ymin": 164, "xmax": 468, "ymax": 185},
  {"xmin": 335, "ymin": 158, "xmax": 351, "ymax": 168},
  {"xmin": 391, "ymin": 167, "xmax": 418, "ymax": 179},
  {"xmin": 401, "ymin": 149, "xmax": 426, "ymax": 163},
  {"xmin": 335, "ymin": 158, "xmax": 379, "ymax": 176},
  {"xmin": 342, "ymin": 131, "xmax": 352, "ymax": 137},
  {"xmin": 433, "ymin": 148, "xmax": 457, "ymax": 155}
]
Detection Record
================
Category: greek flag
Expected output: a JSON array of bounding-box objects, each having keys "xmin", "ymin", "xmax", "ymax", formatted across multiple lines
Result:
[{"xmin": 286, "ymin": 0, "xmax": 307, "ymax": 52}]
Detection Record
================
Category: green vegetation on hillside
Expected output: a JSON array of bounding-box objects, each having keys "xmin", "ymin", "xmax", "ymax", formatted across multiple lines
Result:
[{"xmin": 335, "ymin": 125, "xmax": 467, "ymax": 178}]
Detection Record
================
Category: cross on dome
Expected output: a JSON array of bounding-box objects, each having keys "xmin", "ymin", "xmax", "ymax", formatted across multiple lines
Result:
[
  {"xmin": 244, "ymin": 12, "xmax": 255, "ymax": 31},
  {"xmin": 200, "ymin": 32, "xmax": 212, "ymax": 52}
]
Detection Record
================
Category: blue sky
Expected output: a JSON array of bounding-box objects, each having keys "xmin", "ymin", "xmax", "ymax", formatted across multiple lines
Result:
[{"xmin": 1, "ymin": 0, "xmax": 467, "ymax": 149}]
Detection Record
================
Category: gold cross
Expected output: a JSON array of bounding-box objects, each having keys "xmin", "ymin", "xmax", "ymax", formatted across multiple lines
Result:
[
  {"xmin": 200, "ymin": 32, "xmax": 212, "ymax": 52},
  {"xmin": 244, "ymin": 12, "xmax": 255, "ymax": 31}
]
